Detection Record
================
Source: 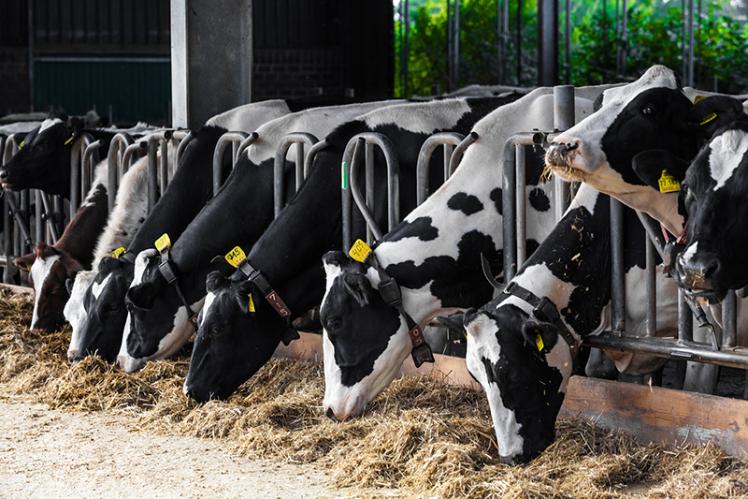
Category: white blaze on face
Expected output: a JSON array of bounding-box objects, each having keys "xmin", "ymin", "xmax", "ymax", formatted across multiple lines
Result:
[
  {"xmin": 708, "ymin": 129, "xmax": 748, "ymax": 191},
  {"xmin": 64, "ymin": 270, "xmax": 96, "ymax": 359},
  {"xmin": 198, "ymin": 291, "xmax": 217, "ymax": 328},
  {"xmin": 29, "ymin": 254, "xmax": 61, "ymax": 329},
  {"xmin": 38, "ymin": 118, "xmax": 63, "ymax": 135},
  {"xmin": 681, "ymin": 242, "xmax": 700, "ymax": 267},
  {"xmin": 464, "ymin": 312, "xmax": 525, "ymax": 459}
]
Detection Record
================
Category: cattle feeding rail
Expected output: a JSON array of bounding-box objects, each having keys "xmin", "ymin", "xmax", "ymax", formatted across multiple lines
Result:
[
  {"xmin": 273, "ymin": 133, "xmax": 320, "ymax": 217},
  {"xmin": 212, "ymin": 132, "xmax": 258, "ymax": 195}
]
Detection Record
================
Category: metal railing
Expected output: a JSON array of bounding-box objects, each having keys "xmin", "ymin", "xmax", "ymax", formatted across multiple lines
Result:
[
  {"xmin": 416, "ymin": 132, "xmax": 475, "ymax": 205},
  {"xmin": 212, "ymin": 131, "xmax": 257, "ymax": 196},
  {"xmin": 273, "ymin": 133, "xmax": 320, "ymax": 217}
]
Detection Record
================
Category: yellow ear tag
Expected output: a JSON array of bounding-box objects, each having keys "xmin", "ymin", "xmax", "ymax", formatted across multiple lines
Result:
[
  {"xmin": 248, "ymin": 293, "xmax": 256, "ymax": 313},
  {"xmin": 700, "ymin": 112, "xmax": 717, "ymax": 126},
  {"xmin": 536, "ymin": 334, "xmax": 545, "ymax": 352},
  {"xmin": 348, "ymin": 239, "xmax": 372, "ymax": 263},
  {"xmin": 63, "ymin": 135, "xmax": 75, "ymax": 145},
  {"xmin": 111, "ymin": 247, "xmax": 126, "ymax": 259},
  {"xmin": 154, "ymin": 233, "xmax": 171, "ymax": 253},
  {"xmin": 658, "ymin": 170, "xmax": 681, "ymax": 193},
  {"xmin": 224, "ymin": 246, "xmax": 247, "ymax": 268},
  {"xmin": 18, "ymin": 140, "xmax": 24, "ymax": 149}
]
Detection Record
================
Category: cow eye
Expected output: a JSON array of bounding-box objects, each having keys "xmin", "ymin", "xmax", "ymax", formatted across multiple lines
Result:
[
  {"xmin": 642, "ymin": 105, "xmax": 655, "ymax": 116},
  {"xmin": 325, "ymin": 316, "xmax": 342, "ymax": 332}
]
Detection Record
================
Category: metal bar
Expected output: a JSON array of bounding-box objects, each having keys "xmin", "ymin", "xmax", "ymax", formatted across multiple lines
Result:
[
  {"xmin": 106, "ymin": 133, "xmax": 134, "ymax": 212},
  {"xmin": 34, "ymin": 190, "xmax": 43, "ymax": 244},
  {"xmin": 515, "ymin": 143, "xmax": 527, "ymax": 266},
  {"xmin": 69, "ymin": 134, "xmax": 94, "ymax": 218},
  {"xmin": 39, "ymin": 192, "xmax": 59, "ymax": 243},
  {"xmin": 173, "ymin": 130, "xmax": 193, "ymax": 167},
  {"xmin": 416, "ymin": 132, "xmax": 464, "ymax": 205},
  {"xmin": 565, "ymin": 0, "xmax": 571, "ymax": 83},
  {"xmin": 273, "ymin": 133, "xmax": 318, "ymax": 218},
  {"xmin": 610, "ymin": 198, "xmax": 625, "ymax": 333},
  {"xmin": 123, "ymin": 142, "xmax": 146, "ymax": 173},
  {"xmin": 635, "ymin": 211, "xmax": 667, "ymax": 260},
  {"xmin": 146, "ymin": 136, "xmax": 161, "ymax": 212},
  {"xmin": 159, "ymin": 138, "xmax": 169, "ymax": 191},
  {"xmin": 212, "ymin": 132, "xmax": 250, "ymax": 196},
  {"xmin": 678, "ymin": 288, "xmax": 693, "ymax": 342},
  {"xmin": 82, "ymin": 140, "xmax": 102, "ymax": 197},
  {"xmin": 303, "ymin": 139, "xmax": 327, "ymax": 180},
  {"xmin": 537, "ymin": 0, "xmax": 559, "ymax": 85},
  {"xmin": 553, "ymin": 85, "xmax": 575, "ymax": 219},
  {"xmin": 722, "ymin": 290, "xmax": 737, "ymax": 349},
  {"xmin": 645, "ymin": 235, "xmax": 657, "ymax": 337},
  {"xmin": 365, "ymin": 142, "xmax": 375, "ymax": 244},
  {"xmin": 341, "ymin": 139, "xmax": 359, "ymax": 250},
  {"xmin": 448, "ymin": 131, "xmax": 478, "ymax": 176},
  {"xmin": 687, "ymin": 0, "xmax": 695, "ymax": 87},
  {"xmin": 295, "ymin": 141, "xmax": 305, "ymax": 193},
  {"xmin": 585, "ymin": 334, "xmax": 748, "ymax": 370}
]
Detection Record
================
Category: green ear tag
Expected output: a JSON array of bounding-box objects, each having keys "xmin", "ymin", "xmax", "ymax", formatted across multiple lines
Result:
[
  {"xmin": 536, "ymin": 334, "xmax": 545, "ymax": 352},
  {"xmin": 658, "ymin": 170, "xmax": 680, "ymax": 193},
  {"xmin": 341, "ymin": 162, "xmax": 349, "ymax": 189}
]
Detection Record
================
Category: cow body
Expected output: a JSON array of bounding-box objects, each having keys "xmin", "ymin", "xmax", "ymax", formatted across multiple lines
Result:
[
  {"xmin": 319, "ymin": 89, "xmax": 599, "ymax": 420},
  {"xmin": 182, "ymin": 93, "xmax": 553, "ymax": 402},
  {"xmin": 121, "ymin": 101, "xmax": 400, "ymax": 372}
]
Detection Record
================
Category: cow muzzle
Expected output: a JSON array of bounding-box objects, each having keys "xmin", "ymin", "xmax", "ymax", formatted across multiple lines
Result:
[
  {"xmin": 324, "ymin": 395, "xmax": 365, "ymax": 422},
  {"xmin": 545, "ymin": 141, "xmax": 580, "ymax": 168},
  {"xmin": 675, "ymin": 251, "xmax": 720, "ymax": 292}
]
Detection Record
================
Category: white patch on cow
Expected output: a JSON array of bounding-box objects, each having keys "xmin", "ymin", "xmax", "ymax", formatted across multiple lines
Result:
[
  {"xmin": 129, "ymin": 249, "xmax": 158, "ymax": 289},
  {"xmin": 708, "ymin": 129, "xmax": 748, "ymax": 191},
  {"xmin": 90, "ymin": 273, "xmax": 112, "ymax": 300},
  {"xmin": 65, "ymin": 270, "xmax": 95, "ymax": 359},
  {"xmin": 362, "ymin": 98, "xmax": 470, "ymax": 133},
  {"xmin": 155, "ymin": 298, "xmax": 205, "ymax": 357},
  {"xmin": 321, "ymin": 88, "xmax": 598, "ymax": 415},
  {"xmin": 91, "ymin": 157, "xmax": 150, "ymax": 264},
  {"xmin": 198, "ymin": 292, "xmax": 217, "ymax": 328},
  {"xmin": 205, "ymin": 100, "xmax": 290, "ymax": 132},
  {"xmin": 79, "ymin": 159, "xmax": 108, "ymax": 208},
  {"xmin": 29, "ymin": 255, "xmax": 61, "ymax": 329},
  {"xmin": 117, "ymin": 313, "xmax": 143, "ymax": 373},
  {"xmin": 464, "ymin": 313, "xmax": 525, "ymax": 458},
  {"xmin": 681, "ymin": 242, "xmax": 699, "ymax": 266},
  {"xmin": 246, "ymin": 100, "xmax": 402, "ymax": 164},
  {"xmin": 38, "ymin": 118, "xmax": 63, "ymax": 134}
]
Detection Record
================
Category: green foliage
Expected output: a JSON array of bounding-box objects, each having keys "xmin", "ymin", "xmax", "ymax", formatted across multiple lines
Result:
[{"xmin": 395, "ymin": 0, "xmax": 748, "ymax": 96}]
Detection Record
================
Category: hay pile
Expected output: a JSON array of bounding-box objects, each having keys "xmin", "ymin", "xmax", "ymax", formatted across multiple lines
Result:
[{"xmin": 1, "ymin": 288, "xmax": 747, "ymax": 498}]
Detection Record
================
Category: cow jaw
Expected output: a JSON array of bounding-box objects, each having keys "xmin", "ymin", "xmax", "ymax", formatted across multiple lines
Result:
[{"xmin": 65, "ymin": 270, "xmax": 96, "ymax": 360}]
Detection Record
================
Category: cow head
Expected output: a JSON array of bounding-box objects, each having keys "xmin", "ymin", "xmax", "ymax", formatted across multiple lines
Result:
[
  {"xmin": 183, "ymin": 270, "xmax": 285, "ymax": 401},
  {"xmin": 17, "ymin": 241, "xmax": 81, "ymax": 331},
  {"xmin": 64, "ymin": 270, "xmax": 95, "ymax": 360},
  {"xmin": 672, "ymin": 121, "xmax": 748, "ymax": 298},
  {"xmin": 320, "ymin": 251, "xmax": 409, "ymax": 421},
  {"xmin": 545, "ymin": 65, "xmax": 707, "ymax": 234},
  {"xmin": 72, "ymin": 256, "xmax": 134, "ymax": 362},
  {"xmin": 123, "ymin": 250, "xmax": 173, "ymax": 358},
  {"xmin": 0, "ymin": 115, "xmax": 83, "ymax": 194},
  {"xmin": 446, "ymin": 305, "xmax": 567, "ymax": 464}
]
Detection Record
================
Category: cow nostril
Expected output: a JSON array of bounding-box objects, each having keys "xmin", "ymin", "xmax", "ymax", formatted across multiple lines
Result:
[
  {"xmin": 0, "ymin": 169, "xmax": 8, "ymax": 180},
  {"xmin": 325, "ymin": 407, "xmax": 337, "ymax": 421},
  {"xmin": 564, "ymin": 142, "xmax": 579, "ymax": 151}
]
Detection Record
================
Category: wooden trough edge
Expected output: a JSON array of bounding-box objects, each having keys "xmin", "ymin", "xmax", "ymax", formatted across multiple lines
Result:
[{"xmin": 276, "ymin": 332, "xmax": 748, "ymax": 459}]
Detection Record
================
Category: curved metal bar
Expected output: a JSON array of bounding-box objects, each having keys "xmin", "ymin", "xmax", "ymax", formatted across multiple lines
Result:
[
  {"xmin": 122, "ymin": 141, "xmax": 147, "ymax": 174},
  {"xmin": 146, "ymin": 135, "xmax": 166, "ymax": 211},
  {"xmin": 173, "ymin": 130, "xmax": 193, "ymax": 167},
  {"xmin": 81, "ymin": 140, "xmax": 102, "ymax": 198},
  {"xmin": 236, "ymin": 132, "xmax": 259, "ymax": 163},
  {"xmin": 416, "ymin": 132, "xmax": 464, "ymax": 205},
  {"xmin": 107, "ymin": 133, "xmax": 134, "ymax": 212},
  {"xmin": 212, "ymin": 132, "xmax": 249, "ymax": 196},
  {"xmin": 69, "ymin": 133, "xmax": 94, "ymax": 217},
  {"xmin": 343, "ymin": 132, "xmax": 401, "ymax": 249},
  {"xmin": 273, "ymin": 132, "xmax": 318, "ymax": 218},
  {"xmin": 448, "ymin": 131, "xmax": 478, "ymax": 176},
  {"xmin": 303, "ymin": 139, "xmax": 328, "ymax": 179}
]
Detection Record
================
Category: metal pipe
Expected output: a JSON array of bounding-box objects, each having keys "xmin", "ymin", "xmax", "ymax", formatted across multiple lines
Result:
[
  {"xmin": 635, "ymin": 211, "xmax": 667, "ymax": 260},
  {"xmin": 123, "ymin": 142, "xmax": 146, "ymax": 173},
  {"xmin": 273, "ymin": 132, "xmax": 318, "ymax": 218},
  {"xmin": 237, "ymin": 132, "xmax": 259, "ymax": 163},
  {"xmin": 448, "ymin": 131, "xmax": 478, "ymax": 176},
  {"xmin": 687, "ymin": 0, "xmax": 695, "ymax": 87},
  {"xmin": 212, "ymin": 132, "xmax": 250, "ymax": 196},
  {"xmin": 585, "ymin": 333, "xmax": 748, "ymax": 370},
  {"xmin": 303, "ymin": 139, "xmax": 328, "ymax": 179},
  {"xmin": 645, "ymin": 235, "xmax": 657, "ymax": 337},
  {"xmin": 82, "ymin": 140, "xmax": 102, "ymax": 197},
  {"xmin": 146, "ymin": 136, "xmax": 161, "ymax": 212},
  {"xmin": 515, "ymin": 143, "xmax": 527, "ymax": 266},
  {"xmin": 341, "ymin": 139, "xmax": 360, "ymax": 250},
  {"xmin": 722, "ymin": 290, "xmax": 737, "ymax": 349},
  {"xmin": 34, "ymin": 190, "xmax": 42, "ymax": 244},
  {"xmin": 159, "ymin": 138, "xmax": 169, "ymax": 191},
  {"xmin": 553, "ymin": 85, "xmax": 575, "ymax": 219},
  {"xmin": 415, "ymin": 132, "xmax": 464, "ymax": 206},
  {"xmin": 173, "ymin": 130, "xmax": 193, "ymax": 167},
  {"xmin": 69, "ymin": 133, "xmax": 93, "ymax": 218},
  {"xmin": 39, "ymin": 192, "xmax": 59, "ymax": 243},
  {"xmin": 107, "ymin": 133, "xmax": 133, "ymax": 212},
  {"xmin": 678, "ymin": 288, "xmax": 693, "ymax": 342},
  {"xmin": 365, "ymin": 141, "xmax": 375, "ymax": 243},
  {"xmin": 609, "ymin": 198, "xmax": 625, "ymax": 333}
]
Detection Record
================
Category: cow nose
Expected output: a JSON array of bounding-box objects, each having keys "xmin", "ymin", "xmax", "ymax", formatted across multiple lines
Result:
[
  {"xmin": 67, "ymin": 349, "xmax": 78, "ymax": 362},
  {"xmin": 677, "ymin": 251, "xmax": 720, "ymax": 289},
  {"xmin": 325, "ymin": 407, "xmax": 337, "ymax": 421},
  {"xmin": 545, "ymin": 140, "xmax": 580, "ymax": 166}
]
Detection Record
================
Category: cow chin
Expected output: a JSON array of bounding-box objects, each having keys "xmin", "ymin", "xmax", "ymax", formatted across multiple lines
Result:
[{"xmin": 322, "ymin": 327, "xmax": 411, "ymax": 421}]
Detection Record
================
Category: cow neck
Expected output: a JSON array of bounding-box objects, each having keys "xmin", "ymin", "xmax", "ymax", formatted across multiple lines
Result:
[
  {"xmin": 169, "ymin": 158, "xmax": 280, "ymax": 302},
  {"xmin": 55, "ymin": 183, "xmax": 109, "ymax": 267},
  {"xmin": 244, "ymin": 149, "xmax": 342, "ymax": 306},
  {"xmin": 127, "ymin": 127, "xmax": 223, "ymax": 254}
]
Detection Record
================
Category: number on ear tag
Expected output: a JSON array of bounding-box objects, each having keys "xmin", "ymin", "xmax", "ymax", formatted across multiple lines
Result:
[
  {"xmin": 700, "ymin": 112, "xmax": 717, "ymax": 126},
  {"xmin": 225, "ymin": 246, "xmax": 247, "ymax": 268},
  {"xmin": 248, "ymin": 293, "xmax": 256, "ymax": 313},
  {"xmin": 154, "ymin": 233, "xmax": 171, "ymax": 253},
  {"xmin": 535, "ymin": 334, "xmax": 545, "ymax": 352},
  {"xmin": 658, "ymin": 170, "xmax": 680, "ymax": 193},
  {"xmin": 348, "ymin": 239, "xmax": 372, "ymax": 263},
  {"xmin": 111, "ymin": 247, "xmax": 126, "ymax": 259}
]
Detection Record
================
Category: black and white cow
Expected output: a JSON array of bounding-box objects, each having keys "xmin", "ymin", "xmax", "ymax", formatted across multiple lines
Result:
[
  {"xmin": 120, "ymin": 101, "xmax": 399, "ymax": 372},
  {"xmin": 318, "ymin": 89, "xmax": 600, "ymax": 421},
  {"xmin": 182, "ymin": 94, "xmax": 525, "ymax": 401},
  {"xmin": 70, "ymin": 100, "xmax": 294, "ymax": 364},
  {"xmin": 445, "ymin": 184, "xmax": 677, "ymax": 463},
  {"xmin": 673, "ymin": 120, "xmax": 748, "ymax": 296},
  {"xmin": 0, "ymin": 113, "xmax": 149, "ymax": 196}
]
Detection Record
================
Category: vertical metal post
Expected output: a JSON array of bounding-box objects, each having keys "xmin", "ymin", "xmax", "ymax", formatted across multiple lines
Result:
[
  {"xmin": 564, "ymin": 0, "xmax": 571, "ymax": 83},
  {"xmin": 403, "ymin": 0, "xmax": 410, "ymax": 98},
  {"xmin": 2, "ymin": 195, "xmax": 10, "ymax": 282},
  {"xmin": 454, "ymin": 0, "xmax": 460, "ymax": 87},
  {"xmin": 515, "ymin": 144, "xmax": 527, "ymax": 267},
  {"xmin": 610, "ymin": 198, "xmax": 625, "ymax": 333},
  {"xmin": 687, "ymin": 0, "xmax": 695, "ymax": 87},
  {"xmin": 537, "ymin": 0, "xmax": 559, "ymax": 86},
  {"xmin": 619, "ymin": 0, "xmax": 628, "ymax": 76},
  {"xmin": 34, "ymin": 191, "xmax": 43, "ymax": 244},
  {"xmin": 365, "ymin": 142, "xmax": 375, "ymax": 244},
  {"xmin": 645, "ymin": 237, "xmax": 657, "ymax": 337},
  {"xmin": 553, "ymin": 85, "xmax": 575, "ymax": 219},
  {"xmin": 295, "ymin": 142, "xmax": 305, "ymax": 193},
  {"xmin": 159, "ymin": 139, "xmax": 169, "ymax": 191},
  {"xmin": 502, "ymin": 141, "xmax": 517, "ymax": 280},
  {"xmin": 147, "ymin": 138, "xmax": 159, "ymax": 211},
  {"xmin": 497, "ymin": 0, "xmax": 503, "ymax": 83},
  {"xmin": 677, "ymin": 289, "xmax": 693, "ymax": 342},
  {"xmin": 516, "ymin": 0, "xmax": 522, "ymax": 85},
  {"xmin": 722, "ymin": 290, "xmax": 737, "ymax": 348}
]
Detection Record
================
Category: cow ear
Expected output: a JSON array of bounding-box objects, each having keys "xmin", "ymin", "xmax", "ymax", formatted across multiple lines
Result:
[
  {"xmin": 342, "ymin": 272, "xmax": 373, "ymax": 307},
  {"xmin": 68, "ymin": 116, "xmax": 85, "ymax": 134},
  {"xmin": 632, "ymin": 150, "xmax": 689, "ymax": 190},
  {"xmin": 126, "ymin": 282, "xmax": 157, "ymax": 310},
  {"xmin": 15, "ymin": 253, "xmax": 36, "ymax": 271},
  {"xmin": 97, "ymin": 256, "xmax": 122, "ymax": 273},
  {"xmin": 206, "ymin": 271, "xmax": 227, "ymax": 293},
  {"xmin": 322, "ymin": 250, "xmax": 348, "ymax": 269},
  {"xmin": 521, "ymin": 321, "xmax": 558, "ymax": 353}
]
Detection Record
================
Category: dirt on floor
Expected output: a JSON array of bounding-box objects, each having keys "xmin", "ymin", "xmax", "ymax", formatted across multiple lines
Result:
[{"xmin": 0, "ymin": 398, "xmax": 383, "ymax": 499}]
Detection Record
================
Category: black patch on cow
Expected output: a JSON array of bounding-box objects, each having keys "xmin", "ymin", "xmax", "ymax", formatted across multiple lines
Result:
[
  {"xmin": 385, "ymin": 216, "xmax": 439, "ymax": 242},
  {"xmin": 447, "ymin": 192, "xmax": 484, "ymax": 215},
  {"xmin": 490, "ymin": 188, "xmax": 502, "ymax": 215},
  {"xmin": 528, "ymin": 188, "xmax": 550, "ymax": 212}
]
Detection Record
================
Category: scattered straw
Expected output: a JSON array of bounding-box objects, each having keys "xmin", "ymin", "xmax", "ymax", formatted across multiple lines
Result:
[{"xmin": 1, "ymin": 288, "xmax": 747, "ymax": 498}]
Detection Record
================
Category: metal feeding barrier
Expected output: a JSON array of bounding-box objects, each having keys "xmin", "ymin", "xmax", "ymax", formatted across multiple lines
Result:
[
  {"xmin": 273, "ymin": 133, "xmax": 321, "ymax": 218},
  {"xmin": 416, "ymin": 131, "xmax": 477, "ymax": 205},
  {"xmin": 499, "ymin": 85, "xmax": 748, "ymax": 397},
  {"xmin": 212, "ymin": 131, "xmax": 258, "ymax": 196}
]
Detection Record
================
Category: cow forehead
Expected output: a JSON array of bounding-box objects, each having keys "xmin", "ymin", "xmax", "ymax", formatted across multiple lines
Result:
[
  {"xmin": 131, "ymin": 249, "xmax": 158, "ymax": 288},
  {"xmin": 38, "ymin": 118, "xmax": 63, "ymax": 135},
  {"xmin": 708, "ymin": 129, "xmax": 748, "ymax": 191},
  {"xmin": 600, "ymin": 65, "xmax": 678, "ymax": 108},
  {"xmin": 30, "ymin": 255, "xmax": 61, "ymax": 290}
]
